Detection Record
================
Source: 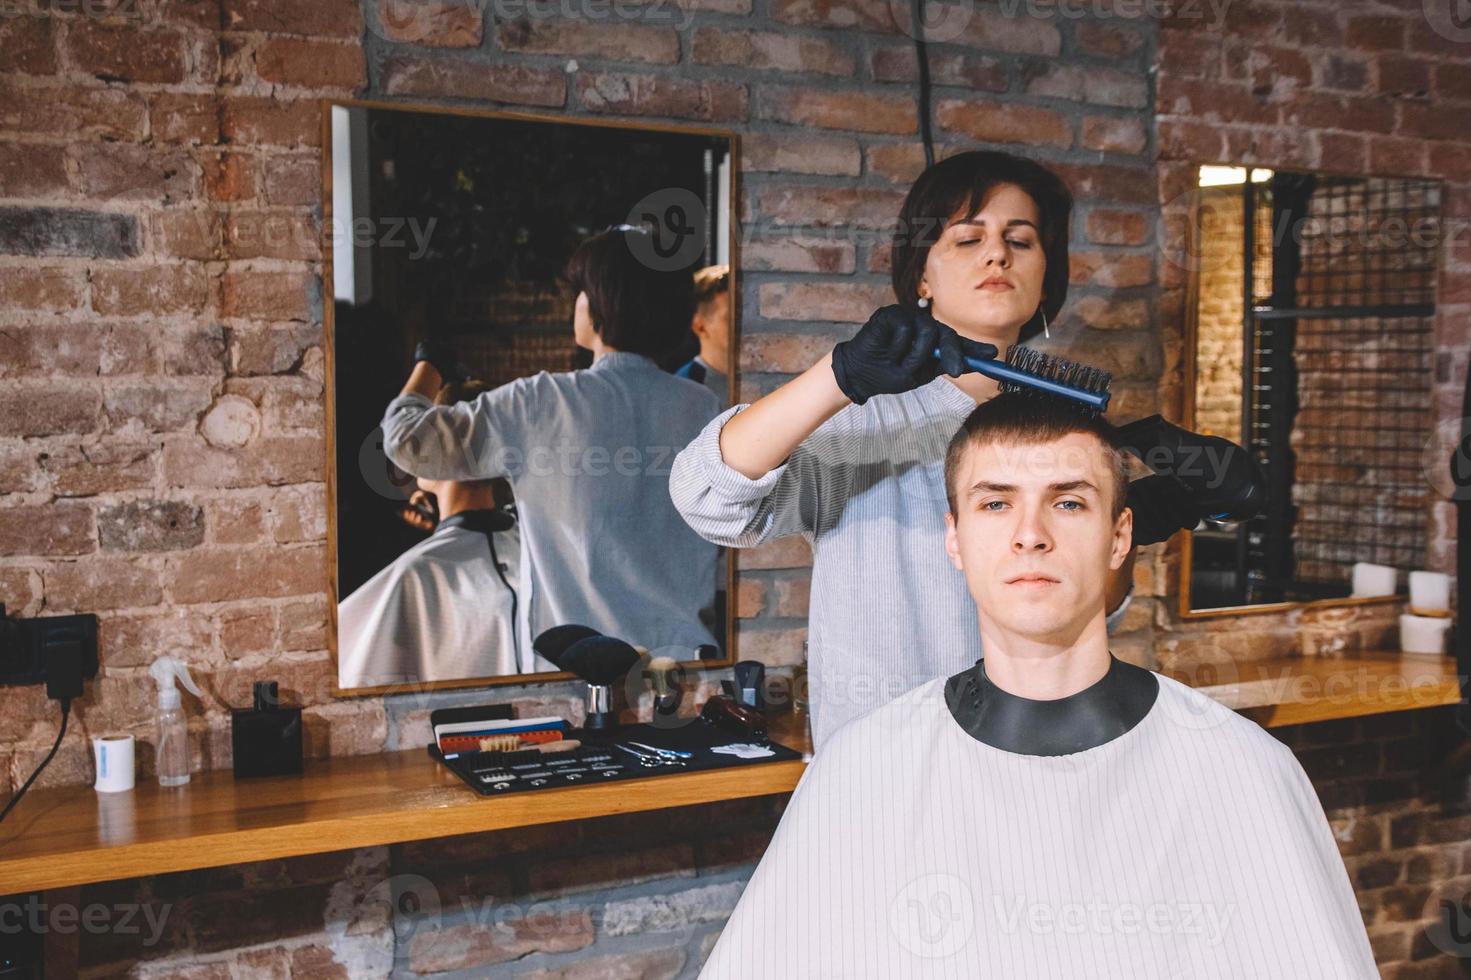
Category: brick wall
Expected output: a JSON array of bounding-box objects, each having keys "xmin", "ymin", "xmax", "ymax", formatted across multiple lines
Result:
[
  {"xmin": 1192, "ymin": 183, "xmax": 1243, "ymax": 443},
  {"xmin": 1, "ymin": 0, "xmax": 1469, "ymax": 974}
]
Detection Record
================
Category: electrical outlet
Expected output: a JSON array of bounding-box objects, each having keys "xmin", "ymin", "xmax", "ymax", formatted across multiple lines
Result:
[{"xmin": 0, "ymin": 609, "xmax": 98, "ymax": 697}]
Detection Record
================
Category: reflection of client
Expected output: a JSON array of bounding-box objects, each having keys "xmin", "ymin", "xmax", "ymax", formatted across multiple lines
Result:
[
  {"xmin": 382, "ymin": 227, "xmax": 723, "ymax": 654},
  {"xmin": 336, "ymin": 376, "xmax": 523, "ymax": 682},
  {"xmin": 702, "ymin": 395, "xmax": 1375, "ymax": 978},
  {"xmin": 339, "ymin": 380, "xmax": 526, "ymax": 688},
  {"xmin": 675, "ymin": 264, "xmax": 730, "ymax": 402}
]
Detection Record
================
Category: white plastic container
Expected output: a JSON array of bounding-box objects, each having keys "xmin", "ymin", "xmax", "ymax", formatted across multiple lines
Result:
[
  {"xmin": 1400, "ymin": 613, "xmax": 1452, "ymax": 655},
  {"xmin": 1409, "ymin": 571, "xmax": 1451, "ymax": 613},
  {"xmin": 1351, "ymin": 562, "xmax": 1397, "ymax": 598}
]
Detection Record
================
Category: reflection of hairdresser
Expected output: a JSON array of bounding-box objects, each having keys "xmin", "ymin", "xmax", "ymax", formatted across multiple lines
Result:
[
  {"xmin": 675, "ymin": 264, "xmax": 730, "ymax": 401},
  {"xmin": 339, "ymin": 379, "xmax": 525, "ymax": 687},
  {"xmin": 382, "ymin": 226, "xmax": 723, "ymax": 654}
]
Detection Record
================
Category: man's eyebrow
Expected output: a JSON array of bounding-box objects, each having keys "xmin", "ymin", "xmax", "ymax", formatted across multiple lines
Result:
[{"xmin": 966, "ymin": 479, "xmax": 1100, "ymax": 497}]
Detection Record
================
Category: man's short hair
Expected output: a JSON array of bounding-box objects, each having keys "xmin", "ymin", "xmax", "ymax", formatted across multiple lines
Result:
[
  {"xmin": 693, "ymin": 264, "xmax": 730, "ymax": 309},
  {"xmin": 943, "ymin": 394, "xmax": 1129, "ymax": 520}
]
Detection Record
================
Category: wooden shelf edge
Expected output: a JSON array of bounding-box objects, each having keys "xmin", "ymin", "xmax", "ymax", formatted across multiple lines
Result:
[{"xmin": 0, "ymin": 760, "xmax": 807, "ymax": 895}]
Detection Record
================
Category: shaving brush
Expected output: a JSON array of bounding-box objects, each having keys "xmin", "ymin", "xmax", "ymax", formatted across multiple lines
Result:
[{"xmin": 533, "ymin": 625, "xmax": 641, "ymax": 731}]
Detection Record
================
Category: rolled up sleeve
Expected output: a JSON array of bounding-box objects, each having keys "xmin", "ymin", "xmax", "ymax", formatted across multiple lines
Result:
[{"xmin": 669, "ymin": 404, "xmax": 824, "ymax": 548}]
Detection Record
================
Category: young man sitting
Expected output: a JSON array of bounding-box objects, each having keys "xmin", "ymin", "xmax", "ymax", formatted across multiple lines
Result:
[{"xmin": 700, "ymin": 394, "xmax": 1376, "ymax": 978}]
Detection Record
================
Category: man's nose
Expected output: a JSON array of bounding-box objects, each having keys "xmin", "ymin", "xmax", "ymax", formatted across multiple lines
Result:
[{"xmin": 1010, "ymin": 506, "xmax": 1053, "ymax": 552}]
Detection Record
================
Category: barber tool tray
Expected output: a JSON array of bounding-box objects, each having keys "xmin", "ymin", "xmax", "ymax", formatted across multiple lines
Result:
[{"xmin": 429, "ymin": 719, "xmax": 802, "ymax": 797}]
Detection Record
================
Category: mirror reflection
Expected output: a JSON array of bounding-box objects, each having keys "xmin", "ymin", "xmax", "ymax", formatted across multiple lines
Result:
[
  {"xmin": 329, "ymin": 102, "xmax": 734, "ymax": 690},
  {"xmin": 1185, "ymin": 165, "xmax": 1441, "ymax": 611}
]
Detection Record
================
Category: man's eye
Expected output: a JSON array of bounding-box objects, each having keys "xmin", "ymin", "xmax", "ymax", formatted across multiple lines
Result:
[
  {"xmin": 1057, "ymin": 500, "xmax": 1083, "ymax": 511},
  {"xmin": 981, "ymin": 500, "xmax": 1005, "ymax": 511}
]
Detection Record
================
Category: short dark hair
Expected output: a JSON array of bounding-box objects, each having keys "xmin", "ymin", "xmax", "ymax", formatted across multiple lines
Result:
[
  {"xmin": 693, "ymin": 264, "xmax": 729, "ymax": 308},
  {"xmin": 562, "ymin": 228, "xmax": 696, "ymax": 361},
  {"xmin": 943, "ymin": 394, "xmax": 1129, "ymax": 520},
  {"xmin": 891, "ymin": 151, "xmax": 1073, "ymax": 345}
]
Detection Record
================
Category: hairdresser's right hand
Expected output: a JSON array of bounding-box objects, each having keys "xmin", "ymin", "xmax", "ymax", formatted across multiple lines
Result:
[
  {"xmin": 413, "ymin": 339, "xmax": 466, "ymax": 385},
  {"xmin": 830, "ymin": 305, "xmax": 998, "ymax": 405}
]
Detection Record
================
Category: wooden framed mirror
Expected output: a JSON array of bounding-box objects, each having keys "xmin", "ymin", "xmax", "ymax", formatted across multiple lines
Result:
[
  {"xmin": 1179, "ymin": 164, "xmax": 1444, "ymax": 619},
  {"xmin": 323, "ymin": 99, "xmax": 739, "ymax": 694}
]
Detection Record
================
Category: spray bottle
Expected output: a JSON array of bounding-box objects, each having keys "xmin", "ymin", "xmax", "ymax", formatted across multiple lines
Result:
[{"xmin": 149, "ymin": 656, "xmax": 202, "ymax": 787}]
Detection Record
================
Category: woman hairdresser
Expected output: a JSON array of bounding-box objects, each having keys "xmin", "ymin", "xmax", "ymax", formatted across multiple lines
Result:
[
  {"xmin": 671, "ymin": 150, "xmax": 1253, "ymax": 751},
  {"xmin": 383, "ymin": 226, "xmax": 723, "ymax": 658}
]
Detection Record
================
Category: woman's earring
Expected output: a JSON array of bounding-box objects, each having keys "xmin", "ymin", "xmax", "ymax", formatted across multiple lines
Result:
[
  {"xmin": 1041, "ymin": 308, "xmax": 1050, "ymax": 340},
  {"xmin": 917, "ymin": 296, "xmax": 930, "ymax": 309}
]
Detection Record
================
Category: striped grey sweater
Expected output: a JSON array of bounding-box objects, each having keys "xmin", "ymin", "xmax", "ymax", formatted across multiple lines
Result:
[{"xmin": 669, "ymin": 375, "xmax": 1132, "ymax": 752}]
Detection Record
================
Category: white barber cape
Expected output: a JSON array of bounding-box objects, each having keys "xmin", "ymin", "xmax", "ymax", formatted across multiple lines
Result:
[
  {"xmin": 338, "ymin": 520, "xmax": 547, "ymax": 687},
  {"xmin": 701, "ymin": 670, "xmax": 1376, "ymax": 979}
]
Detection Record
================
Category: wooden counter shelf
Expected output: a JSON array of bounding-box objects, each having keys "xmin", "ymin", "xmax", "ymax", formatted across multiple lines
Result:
[{"xmin": 0, "ymin": 650, "xmax": 1461, "ymax": 896}]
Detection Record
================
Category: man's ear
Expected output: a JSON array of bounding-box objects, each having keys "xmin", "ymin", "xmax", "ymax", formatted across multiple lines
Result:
[
  {"xmin": 1111, "ymin": 506, "xmax": 1134, "ymax": 570},
  {"xmin": 944, "ymin": 511, "xmax": 963, "ymax": 571}
]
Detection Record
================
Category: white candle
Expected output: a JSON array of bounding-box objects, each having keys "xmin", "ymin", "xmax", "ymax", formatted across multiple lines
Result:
[
  {"xmin": 1400, "ymin": 613, "xmax": 1452, "ymax": 655},
  {"xmin": 1351, "ymin": 562, "xmax": 1397, "ymax": 598},
  {"xmin": 1409, "ymin": 571, "xmax": 1451, "ymax": 612}
]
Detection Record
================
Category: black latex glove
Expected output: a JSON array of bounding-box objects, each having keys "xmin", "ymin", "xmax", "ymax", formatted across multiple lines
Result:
[
  {"xmin": 1116, "ymin": 415, "xmax": 1267, "ymax": 523},
  {"xmin": 1124, "ymin": 475, "xmax": 1203, "ymax": 547},
  {"xmin": 831, "ymin": 304, "xmax": 998, "ymax": 405},
  {"xmin": 413, "ymin": 339, "xmax": 465, "ymax": 385}
]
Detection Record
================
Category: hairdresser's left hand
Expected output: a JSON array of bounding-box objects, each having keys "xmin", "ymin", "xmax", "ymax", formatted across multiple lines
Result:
[{"xmin": 1124, "ymin": 475, "xmax": 1201, "ymax": 547}]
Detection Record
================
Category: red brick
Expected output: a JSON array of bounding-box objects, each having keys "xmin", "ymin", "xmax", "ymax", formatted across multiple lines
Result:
[
  {"xmin": 0, "ymin": 386, "xmax": 102, "ymax": 437},
  {"xmin": 226, "ymin": 322, "xmax": 321, "ymax": 374},
  {"xmin": 1053, "ymin": 163, "xmax": 1157, "ymax": 206},
  {"xmin": 1157, "ymin": 119, "xmax": 1226, "ymax": 162},
  {"xmin": 381, "ymin": 56, "xmax": 565, "ymax": 107},
  {"xmin": 0, "ymin": 17, "xmax": 58, "ymax": 75},
  {"xmin": 219, "ymin": 269, "xmax": 318, "ymax": 321},
  {"xmin": 103, "ymin": 382, "xmax": 214, "ymax": 433},
  {"xmin": 759, "ymin": 86, "xmax": 914, "ymax": 134},
  {"xmin": 39, "ymin": 443, "xmax": 158, "ymax": 497},
  {"xmin": 162, "ymin": 435, "xmax": 324, "ymax": 488},
  {"xmin": 740, "ymin": 133, "xmax": 860, "ymax": 176},
  {"xmin": 1022, "ymin": 63, "xmax": 1148, "ymax": 109},
  {"xmin": 772, "ymin": 576, "xmax": 810, "ymax": 617},
  {"xmin": 0, "ymin": 322, "xmax": 154, "ymax": 379},
  {"xmin": 1075, "ymin": 22, "xmax": 1144, "ymax": 60},
  {"xmin": 935, "ymin": 99, "xmax": 1071, "ymax": 148},
  {"xmin": 254, "ymin": 37, "xmax": 367, "ymax": 89},
  {"xmin": 0, "ymin": 502, "xmax": 95, "ymax": 557},
  {"xmin": 1066, "ymin": 294, "xmax": 1151, "ymax": 331},
  {"xmin": 1223, "ymin": 43, "xmax": 1312, "ymax": 95},
  {"xmin": 1436, "ymin": 62, "xmax": 1471, "ymax": 102},
  {"xmin": 771, "ymin": 0, "xmax": 893, "ymax": 32},
  {"xmin": 0, "ymin": 267, "xmax": 84, "ymax": 312},
  {"xmin": 496, "ymin": 18, "xmax": 678, "ymax": 64},
  {"xmin": 0, "ymin": 79, "xmax": 147, "ymax": 140},
  {"xmin": 758, "ymin": 282, "xmax": 891, "ymax": 323},
  {"xmin": 44, "ymin": 557, "xmax": 163, "ymax": 611},
  {"xmin": 1081, "ymin": 116, "xmax": 1147, "ymax": 155},
  {"xmin": 223, "ymin": 0, "xmax": 364, "ymax": 37},
  {"xmin": 1369, "ymin": 136, "xmax": 1428, "ymax": 177},
  {"xmin": 407, "ymin": 910, "xmax": 594, "ymax": 973},
  {"xmin": 156, "ymin": 0, "xmax": 226, "ymax": 31},
  {"xmin": 226, "ymin": 210, "xmax": 320, "ymax": 261},
  {"xmin": 741, "ymin": 238, "xmax": 855, "ymax": 274},
  {"xmin": 1279, "ymin": 4, "xmax": 1340, "ymax": 47},
  {"xmin": 67, "ymin": 23, "xmax": 187, "ymax": 84},
  {"xmin": 150, "ymin": 209, "xmax": 226, "ymax": 261},
  {"xmin": 756, "ymin": 184, "xmax": 905, "ymax": 229},
  {"xmin": 374, "ymin": 0, "xmax": 483, "ymax": 47},
  {"xmin": 1346, "ymin": 15, "xmax": 1407, "ymax": 52},
  {"xmin": 869, "ymin": 45, "xmax": 1005, "ymax": 91},
  {"xmin": 261, "ymin": 156, "xmax": 320, "ymax": 207},
  {"xmin": 1429, "ymin": 142, "xmax": 1471, "ymax": 184},
  {"xmin": 1318, "ymin": 132, "xmax": 1368, "ymax": 174},
  {"xmin": 92, "ymin": 265, "xmax": 210, "ymax": 316},
  {"xmin": 1085, "ymin": 209, "xmax": 1148, "ymax": 246},
  {"xmin": 692, "ymin": 28, "xmax": 853, "ymax": 76},
  {"xmin": 1399, "ymin": 102, "xmax": 1467, "ymax": 142},
  {"xmin": 0, "ymin": 142, "xmax": 67, "ymax": 197},
  {"xmin": 740, "ymin": 332, "xmax": 842, "ymax": 372},
  {"xmin": 222, "ymin": 97, "xmax": 322, "ymax": 149},
  {"xmin": 220, "ymin": 604, "xmax": 276, "ymax": 658},
  {"xmin": 1280, "ymin": 93, "xmax": 1396, "ymax": 135},
  {"xmin": 280, "ymin": 596, "xmax": 327, "ymax": 650},
  {"xmin": 0, "ymin": 567, "xmax": 41, "ymax": 617},
  {"xmin": 1318, "ymin": 53, "xmax": 1369, "ymax": 93},
  {"xmin": 1158, "ymin": 28, "xmax": 1222, "ymax": 81},
  {"xmin": 169, "ymin": 546, "xmax": 325, "ymax": 603},
  {"xmin": 952, "ymin": 5, "xmax": 1061, "ymax": 56},
  {"xmin": 736, "ymin": 577, "xmax": 765, "ymax": 617},
  {"xmin": 735, "ymin": 625, "xmax": 806, "ymax": 665},
  {"xmin": 1069, "ymin": 251, "xmax": 1153, "ymax": 289},
  {"xmin": 577, "ymin": 72, "xmax": 746, "ymax": 122},
  {"xmin": 1157, "ymin": 75, "xmax": 1271, "ymax": 125},
  {"xmin": 148, "ymin": 92, "xmax": 221, "ymax": 145},
  {"xmin": 206, "ymin": 497, "xmax": 268, "ymax": 545},
  {"xmin": 864, "ymin": 142, "xmax": 929, "ymax": 184},
  {"xmin": 69, "ymin": 143, "xmax": 201, "ymax": 203}
]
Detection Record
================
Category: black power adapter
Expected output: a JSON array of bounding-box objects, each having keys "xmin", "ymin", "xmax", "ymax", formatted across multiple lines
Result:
[{"xmin": 0, "ymin": 605, "xmax": 98, "ymax": 698}]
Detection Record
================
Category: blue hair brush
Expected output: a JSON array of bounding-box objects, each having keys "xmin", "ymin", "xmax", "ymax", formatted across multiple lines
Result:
[{"xmin": 933, "ymin": 343, "xmax": 1112, "ymax": 415}]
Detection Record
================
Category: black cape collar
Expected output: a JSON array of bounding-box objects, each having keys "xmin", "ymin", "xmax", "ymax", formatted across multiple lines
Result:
[
  {"xmin": 436, "ymin": 509, "xmax": 515, "ymax": 535},
  {"xmin": 944, "ymin": 653, "xmax": 1159, "ymax": 756}
]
